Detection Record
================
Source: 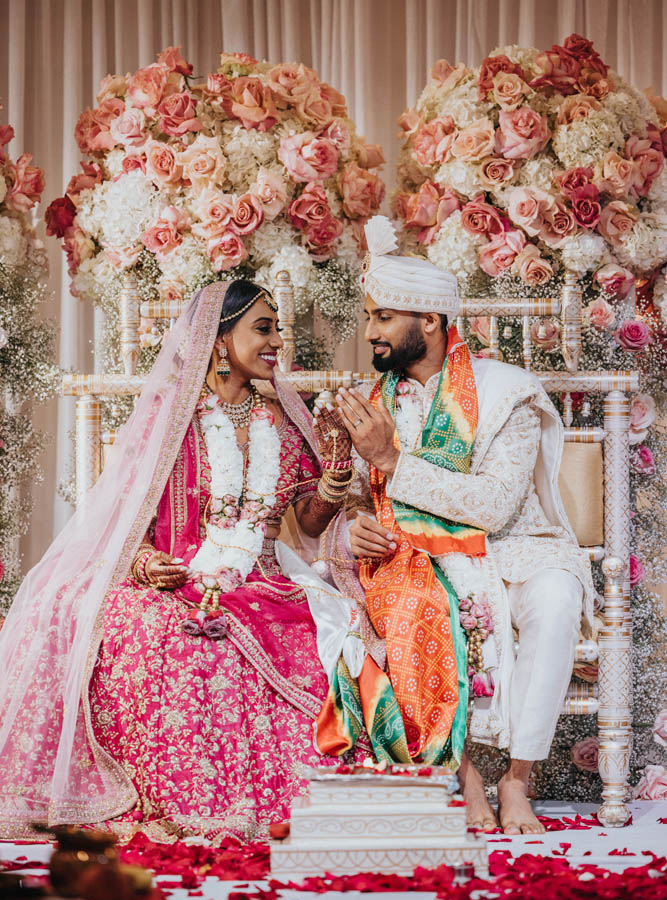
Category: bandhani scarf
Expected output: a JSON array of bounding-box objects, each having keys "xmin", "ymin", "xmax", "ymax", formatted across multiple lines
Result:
[{"xmin": 359, "ymin": 326, "xmax": 483, "ymax": 766}]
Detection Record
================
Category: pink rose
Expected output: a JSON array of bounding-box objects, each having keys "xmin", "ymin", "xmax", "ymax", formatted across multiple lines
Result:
[
  {"xmin": 513, "ymin": 243, "xmax": 555, "ymax": 287},
  {"xmin": 122, "ymin": 153, "xmax": 146, "ymax": 175},
  {"xmin": 492, "ymin": 71, "xmax": 527, "ymax": 111},
  {"xmin": 597, "ymin": 200, "xmax": 638, "ymax": 245},
  {"xmin": 230, "ymin": 192, "xmax": 264, "ymax": 236},
  {"xmin": 250, "ymin": 168, "xmax": 287, "ymax": 220},
  {"xmin": 297, "ymin": 86, "xmax": 335, "ymax": 128},
  {"xmin": 192, "ymin": 189, "xmax": 235, "ymax": 238},
  {"xmin": 615, "ymin": 319, "xmax": 653, "ymax": 352},
  {"xmin": 391, "ymin": 191, "xmax": 411, "ymax": 221},
  {"xmin": 319, "ymin": 82, "xmax": 347, "ymax": 118},
  {"xmin": 631, "ymin": 445, "xmax": 655, "ymax": 476},
  {"xmin": 104, "ymin": 244, "xmax": 142, "ymax": 270},
  {"xmin": 629, "ymin": 554, "xmax": 645, "ymax": 587},
  {"xmin": 471, "ymin": 671, "xmax": 495, "ymax": 697},
  {"xmin": 4, "ymin": 153, "xmax": 45, "ymax": 212},
  {"xmin": 141, "ymin": 206, "xmax": 188, "ymax": 260},
  {"xmin": 461, "ymin": 613, "xmax": 478, "ymax": 630},
  {"xmin": 96, "ymin": 73, "xmax": 128, "ymax": 104},
  {"xmin": 570, "ymin": 737, "xmax": 599, "ymax": 772},
  {"xmin": 128, "ymin": 63, "xmax": 170, "ymax": 114},
  {"xmin": 397, "ymin": 108, "xmax": 423, "ymax": 141},
  {"xmin": 461, "ymin": 196, "xmax": 506, "ymax": 236},
  {"xmin": 224, "ymin": 77, "xmax": 279, "ymax": 132},
  {"xmin": 178, "ymin": 134, "xmax": 226, "ymax": 192},
  {"xmin": 479, "ymin": 157, "xmax": 516, "ymax": 188},
  {"xmin": 414, "ymin": 116, "xmax": 456, "ymax": 167},
  {"xmin": 495, "ymin": 107, "xmax": 551, "ymax": 160},
  {"xmin": 451, "ymin": 118, "xmax": 496, "ymax": 162},
  {"xmin": 66, "ymin": 161, "xmax": 103, "ymax": 205},
  {"xmin": 530, "ymin": 49, "xmax": 581, "ymax": 95},
  {"xmin": 469, "ymin": 317, "xmax": 491, "ymax": 346},
  {"xmin": 206, "ymin": 73, "xmax": 233, "ymax": 100},
  {"xmin": 653, "ymin": 709, "xmax": 667, "ymax": 748},
  {"xmin": 507, "ymin": 187, "xmax": 555, "ymax": 236},
  {"xmin": 479, "ymin": 54, "xmax": 526, "ymax": 101},
  {"xmin": 569, "ymin": 184, "xmax": 601, "ymax": 229},
  {"xmin": 145, "ymin": 140, "xmax": 183, "ymax": 187},
  {"xmin": 594, "ymin": 152, "xmax": 637, "ymax": 200},
  {"xmin": 556, "ymin": 94, "xmax": 601, "ymax": 125},
  {"xmin": 478, "ymin": 229, "xmax": 526, "ymax": 277},
  {"xmin": 278, "ymin": 132, "xmax": 339, "ymax": 182},
  {"xmin": 45, "ymin": 196, "xmax": 76, "ymax": 237},
  {"xmin": 74, "ymin": 99, "xmax": 125, "ymax": 153},
  {"xmin": 157, "ymin": 46, "xmax": 193, "ymax": 76},
  {"xmin": 556, "ymin": 166, "xmax": 594, "ymax": 197},
  {"xmin": 530, "ymin": 317, "xmax": 561, "ymax": 349},
  {"xmin": 109, "ymin": 108, "xmax": 147, "ymax": 149},
  {"xmin": 594, "ymin": 264, "xmax": 635, "ymax": 299},
  {"xmin": 634, "ymin": 765, "xmax": 667, "ymax": 801},
  {"xmin": 320, "ymin": 119, "xmax": 351, "ymax": 155},
  {"xmin": 356, "ymin": 142, "xmax": 385, "ymax": 169},
  {"xmin": 207, "ymin": 231, "xmax": 248, "ymax": 271},
  {"xmin": 405, "ymin": 182, "xmax": 460, "ymax": 245},
  {"xmin": 629, "ymin": 393, "xmax": 655, "ymax": 445},
  {"xmin": 578, "ymin": 68, "xmax": 612, "ymax": 100},
  {"xmin": 303, "ymin": 216, "xmax": 344, "ymax": 261},
  {"xmin": 157, "ymin": 91, "xmax": 201, "ymax": 137},
  {"xmin": 583, "ymin": 297, "xmax": 616, "ymax": 331},
  {"xmin": 289, "ymin": 182, "xmax": 331, "ymax": 230},
  {"xmin": 266, "ymin": 63, "xmax": 318, "ymax": 108},
  {"xmin": 338, "ymin": 162, "xmax": 384, "ymax": 219},
  {"xmin": 63, "ymin": 225, "xmax": 95, "ymax": 273},
  {"xmin": 626, "ymin": 135, "xmax": 664, "ymax": 197},
  {"xmin": 539, "ymin": 198, "xmax": 578, "ymax": 248},
  {"xmin": 431, "ymin": 59, "xmax": 467, "ymax": 91}
]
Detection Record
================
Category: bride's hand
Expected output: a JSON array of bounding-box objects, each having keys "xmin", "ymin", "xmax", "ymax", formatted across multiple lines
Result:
[
  {"xmin": 313, "ymin": 399, "xmax": 352, "ymax": 466},
  {"xmin": 146, "ymin": 551, "xmax": 189, "ymax": 590}
]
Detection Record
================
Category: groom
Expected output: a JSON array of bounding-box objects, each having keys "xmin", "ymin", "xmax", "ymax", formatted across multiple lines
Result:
[{"xmin": 335, "ymin": 217, "xmax": 594, "ymax": 835}]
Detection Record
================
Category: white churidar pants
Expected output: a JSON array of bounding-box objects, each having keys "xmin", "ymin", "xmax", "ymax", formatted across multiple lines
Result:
[{"xmin": 505, "ymin": 568, "xmax": 583, "ymax": 761}]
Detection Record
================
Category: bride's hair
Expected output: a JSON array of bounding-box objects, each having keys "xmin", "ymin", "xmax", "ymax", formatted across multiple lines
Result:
[{"xmin": 218, "ymin": 279, "xmax": 275, "ymax": 335}]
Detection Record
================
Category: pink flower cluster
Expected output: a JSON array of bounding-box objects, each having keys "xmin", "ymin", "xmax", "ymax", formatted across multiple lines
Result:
[
  {"xmin": 459, "ymin": 592, "xmax": 494, "ymax": 638},
  {"xmin": 0, "ymin": 103, "xmax": 45, "ymax": 214}
]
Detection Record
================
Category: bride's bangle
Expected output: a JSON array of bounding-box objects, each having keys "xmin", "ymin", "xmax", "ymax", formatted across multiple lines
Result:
[
  {"xmin": 132, "ymin": 547, "xmax": 156, "ymax": 584},
  {"xmin": 321, "ymin": 457, "xmax": 354, "ymax": 472}
]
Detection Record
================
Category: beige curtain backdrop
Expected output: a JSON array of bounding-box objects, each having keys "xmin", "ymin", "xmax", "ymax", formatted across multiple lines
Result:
[{"xmin": 0, "ymin": 0, "xmax": 665, "ymax": 571}]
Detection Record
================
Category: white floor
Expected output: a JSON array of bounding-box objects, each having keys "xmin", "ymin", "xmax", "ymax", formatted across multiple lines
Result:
[{"xmin": 2, "ymin": 801, "xmax": 665, "ymax": 900}]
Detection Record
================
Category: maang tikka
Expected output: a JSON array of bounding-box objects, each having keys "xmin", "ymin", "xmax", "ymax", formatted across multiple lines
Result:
[{"xmin": 216, "ymin": 344, "xmax": 230, "ymax": 377}]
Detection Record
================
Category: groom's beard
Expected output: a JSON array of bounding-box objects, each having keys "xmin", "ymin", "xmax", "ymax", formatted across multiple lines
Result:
[{"xmin": 371, "ymin": 319, "xmax": 427, "ymax": 372}]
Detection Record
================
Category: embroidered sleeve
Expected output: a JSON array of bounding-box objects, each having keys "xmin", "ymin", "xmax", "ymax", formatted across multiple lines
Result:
[
  {"xmin": 295, "ymin": 438, "xmax": 321, "ymax": 502},
  {"xmin": 386, "ymin": 400, "xmax": 541, "ymax": 534}
]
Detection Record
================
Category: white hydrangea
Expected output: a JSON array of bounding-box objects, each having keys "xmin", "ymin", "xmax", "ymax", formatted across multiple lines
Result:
[
  {"xmin": 427, "ymin": 210, "xmax": 485, "ymax": 284},
  {"xmin": 76, "ymin": 171, "xmax": 160, "ymax": 247},
  {"xmin": 435, "ymin": 158, "xmax": 482, "ymax": 198},
  {"xmin": 653, "ymin": 266, "xmax": 667, "ymax": 324},
  {"xmin": 647, "ymin": 166, "xmax": 667, "ymax": 206},
  {"xmin": 336, "ymin": 223, "xmax": 363, "ymax": 272},
  {"xmin": 103, "ymin": 148, "xmax": 126, "ymax": 179},
  {"xmin": 247, "ymin": 220, "xmax": 297, "ymax": 266},
  {"xmin": 613, "ymin": 210, "xmax": 667, "ymax": 274},
  {"xmin": 72, "ymin": 251, "xmax": 117, "ymax": 303},
  {"xmin": 423, "ymin": 77, "xmax": 492, "ymax": 128},
  {"xmin": 222, "ymin": 122, "xmax": 277, "ymax": 190},
  {"xmin": 559, "ymin": 231, "xmax": 607, "ymax": 274},
  {"xmin": 491, "ymin": 44, "xmax": 540, "ymax": 76},
  {"xmin": 601, "ymin": 86, "xmax": 652, "ymax": 138},
  {"xmin": 0, "ymin": 216, "xmax": 27, "ymax": 267},
  {"xmin": 552, "ymin": 110, "xmax": 624, "ymax": 168},
  {"xmin": 516, "ymin": 157, "xmax": 557, "ymax": 192},
  {"xmin": 159, "ymin": 234, "xmax": 214, "ymax": 288}
]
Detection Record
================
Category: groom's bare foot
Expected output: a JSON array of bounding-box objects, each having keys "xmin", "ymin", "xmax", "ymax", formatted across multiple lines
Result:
[
  {"xmin": 497, "ymin": 771, "xmax": 545, "ymax": 835},
  {"xmin": 458, "ymin": 751, "xmax": 497, "ymax": 831}
]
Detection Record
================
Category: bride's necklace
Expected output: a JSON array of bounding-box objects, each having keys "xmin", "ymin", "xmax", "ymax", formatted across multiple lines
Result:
[{"xmin": 201, "ymin": 383, "xmax": 259, "ymax": 428}]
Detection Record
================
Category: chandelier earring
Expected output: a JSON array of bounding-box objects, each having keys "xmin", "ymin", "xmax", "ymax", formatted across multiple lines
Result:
[{"xmin": 216, "ymin": 343, "xmax": 230, "ymax": 378}]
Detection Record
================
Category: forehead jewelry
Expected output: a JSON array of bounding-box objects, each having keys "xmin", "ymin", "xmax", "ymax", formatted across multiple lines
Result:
[{"xmin": 219, "ymin": 288, "xmax": 277, "ymax": 323}]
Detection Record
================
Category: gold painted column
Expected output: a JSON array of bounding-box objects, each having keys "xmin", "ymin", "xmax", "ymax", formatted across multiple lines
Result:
[{"xmin": 274, "ymin": 270, "xmax": 295, "ymax": 374}]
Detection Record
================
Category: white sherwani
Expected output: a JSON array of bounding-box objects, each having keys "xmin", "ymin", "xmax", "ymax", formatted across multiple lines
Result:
[{"xmin": 347, "ymin": 357, "xmax": 595, "ymax": 759}]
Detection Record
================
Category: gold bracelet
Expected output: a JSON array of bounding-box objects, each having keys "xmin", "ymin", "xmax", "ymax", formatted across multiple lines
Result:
[{"xmin": 316, "ymin": 482, "xmax": 346, "ymax": 504}]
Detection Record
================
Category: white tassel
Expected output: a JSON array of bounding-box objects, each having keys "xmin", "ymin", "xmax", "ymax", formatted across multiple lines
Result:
[{"xmin": 364, "ymin": 215, "xmax": 399, "ymax": 257}]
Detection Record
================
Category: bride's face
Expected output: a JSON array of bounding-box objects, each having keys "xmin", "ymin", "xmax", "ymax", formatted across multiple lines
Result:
[{"xmin": 219, "ymin": 299, "xmax": 284, "ymax": 382}]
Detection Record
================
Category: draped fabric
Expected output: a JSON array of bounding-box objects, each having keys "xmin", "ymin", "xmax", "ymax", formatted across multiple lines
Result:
[{"xmin": 1, "ymin": 0, "xmax": 665, "ymax": 571}]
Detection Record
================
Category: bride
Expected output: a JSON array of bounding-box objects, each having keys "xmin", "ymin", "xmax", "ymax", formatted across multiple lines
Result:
[{"xmin": 0, "ymin": 279, "xmax": 363, "ymax": 842}]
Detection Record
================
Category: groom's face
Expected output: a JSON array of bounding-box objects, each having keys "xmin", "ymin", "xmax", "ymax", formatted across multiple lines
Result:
[{"xmin": 363, "ymin": 297, "xmax": 427, "ymax": 372}]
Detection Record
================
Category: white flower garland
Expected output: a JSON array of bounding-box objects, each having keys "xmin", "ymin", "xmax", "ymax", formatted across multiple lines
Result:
[{"xmin": 190, "ymin": 398, "xmax": 281, "ymax": 587}]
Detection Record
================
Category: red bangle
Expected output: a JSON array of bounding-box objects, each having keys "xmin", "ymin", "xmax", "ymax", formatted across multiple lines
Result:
[{"xmin": 322, "ymin": 458, "xmax": 354, "ymax": 472}]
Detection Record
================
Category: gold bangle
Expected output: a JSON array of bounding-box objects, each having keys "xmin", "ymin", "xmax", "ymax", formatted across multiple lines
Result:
[{"xmin": 316, "ymin": 481, "xmax": 347, "ymax": 504}]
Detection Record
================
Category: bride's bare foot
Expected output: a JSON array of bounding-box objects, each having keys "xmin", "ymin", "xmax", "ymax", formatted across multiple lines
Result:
[
  {"xmin": 497, "ymin": 768, "xmax": 545, "ymax": 835},
  {"xmin": 458, "ymin": 751, "xmax": 497, "ymax": 831}
]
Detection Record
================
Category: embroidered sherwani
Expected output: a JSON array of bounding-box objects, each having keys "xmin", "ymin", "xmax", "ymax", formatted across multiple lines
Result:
[{"xmin": 345, "ymin": 357, "xmax": 595, "ymax": 756}]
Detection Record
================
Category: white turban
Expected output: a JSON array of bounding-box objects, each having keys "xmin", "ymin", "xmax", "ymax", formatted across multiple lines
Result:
[{"xmin": 360, "ymin": 215, "xmax": 460, "ymax": 318}]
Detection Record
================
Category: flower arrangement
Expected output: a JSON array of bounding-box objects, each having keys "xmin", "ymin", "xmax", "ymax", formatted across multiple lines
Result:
[
  {"xmin": 458, "ymin": 592, "xmax": 495, "ymax": 697},
  {"xmin": 0, "ymin": 102, "xmax": 58, "ymax": 611},
  {"xmin": 46, "ymin": 47, "xmax": 385, "ymax": 383}
]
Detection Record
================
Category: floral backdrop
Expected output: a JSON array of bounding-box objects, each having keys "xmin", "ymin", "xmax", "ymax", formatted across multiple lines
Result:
[
  {"xmin": 0, "ymin": 103, "xmax": 58, "ymax": 612},
  {"xmin": 394, "ymin": 34, "xmax": 667, "ymax": 802},
  {"xmin": 46, "ymin": 47, "xmax": 385, "ymax": 431}
]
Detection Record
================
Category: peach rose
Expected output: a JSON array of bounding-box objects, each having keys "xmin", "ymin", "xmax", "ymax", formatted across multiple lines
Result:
[
  {"xmin": 303, "ymin": 216, "xmax": 344, "ymax": 260},
  {"xmin": 583, "ymin": 297, "xmax": 616, "ymax": 330},
  {"xmin": 397, "ymin": 108, "xmax": 423, "ymax": 142},
  {"xmin": 629, "ymin": 393, "xmax": 655, "ymax": 445},
  {"xmin": 495, "ymin": 107, "xmax": 550, "ymax": 160},
  {"xmin": 594, "ymin": 151, "xmax": 637, "ymax": 200},
  {"xmin": 469, "ymin": 316, "xmax": 491, "ymax": 346},
  {"xmin": 157, "ymin": 46, "xmax": 193, "ymax": 76},
  {"xmin": 74, "ymin": 99, "xmax": 125, "ymax": 153},
  {"xmin": 297, "ymin": 86, "xmax": 335, "ymax": 127},
  {"xmin": 109, "ymin": 108, "xmax": 147, "ymax": 149},
  {"xmin": 206, "ymin": 73, "xmax": 233, "ymax": 100},
  {"xmin": 653, "ymin": 708, "xmax": 667, "ymax": 748},
  {"xmin": 451, "ymin": 118, "xmax": 496, "ymax": 162},
  {"xmin": 230, "ymin": 192, "xmax": 264, "ymax": 236},
  {"xmin": 507, "ymin": 186, "xmax": 555, "ymax": 236},
  {"xmin": 391, "ymin": 191, "xmax": 411, "ymax": 220},
  {"xmin": 577, "ymin": 68, "xmax": 611, "ymax": 100},
  {"xmin": 431, "ymin": 59, "xmax": 467, "ymax": 91},
  {"xmin": 289, "ymin": 182, "xmax": 331, "ymax": 230},
  {"xmin": 594, "ymin": 264, "xmax": 635, "ymax": 299},
  {"xmin": 633, "ymin": 765, "xmax": 667, "ymax": 800},
  {"xmin": 178, "ymin": 134, "xmax": 226, "ymax": 193},
  {"xmin": 530, "ymin": 316, "xmax": 561, "ymax": 348},
  {"xmin": 122, "ymin": 153, "xmax": 146, "ymax": 175},
  {"xmin": 539, "ymin": 198, "xmax": 578, "ymax": 248},
  {"xmin": 405, "ymin": 182, "xmax": 460, "ymax": 245},
  {"xmin": 145, "ymin": 139, "xmax": 183, "ymax": 187},
  {"xmin": 4, "ymin": 153, "xmax": 45, "ymax": 212},
  {"xmin": 319, "ymin": 82, "xmax": 347, "ymax": 117},
  {"xmin": 571, "ymin": 737, "xmax": 599, "ymax": 772},
  {"xmin": 414, "ymin": 116, "xmax": 456, "ymax": 167},
  {"xmin": 513, "ymin": 243, "xmax": 555, "ymax": 287},
  {"xmin": 104, "ymin": 244, "xmax": 143, "ymax": 270},
  {"xmin": 278, "ymin": 132, "xmax": 339, "ymax": 182},
  {"xmin": 207, "ymin": 231, "xmax": 248, "ymax": 271},
  {"xmin": 626, "ymin": 135, "xmax": 664, "ymax": 197},
  {"xmin": 479, "ymin": 54, "xmax": 526, "ymax": 101},
  {"xmin": 478, "ymin": 229, "xmax": 526, "ymax": 277},
  {"xmin": 141, "ymin": 206, "xmax": 188, "ymax": 260},
  {"xmin": 338, "ymin": 162, "xmax": 385, "ymax": 219},
  {"xmin": 479, "ymin": 156, "xmax": 516, "ymax": 188},
  {"xmin": 225, "ymin": 76, "xmax": 279, "ymax": 132},
  {"xmin": 597, "ymin": 200, "xmax": 638, "ymax": 245},
  {"xmin": 320, "ymin": 119, "xmax": 351, "ymax": 155},
  {"xmin": 192, "ymin": 189, "xmax": 235, "ymax": 238},
  {"xmin": 63, "ymin": 224, "xmax": 95, "ymax": 273},
  {"xmin": 250, "ymin": 168, "xmax": 287, "ymax": 220},
  {"xmin": 492, "ymin": 71, "xmax": 527, "ymax": 111},
  {"xmin": 267, "ymin": 63, "xmax": 318, "ymax": 108},
  {"xmin": 461, "ymin": 196, "xmax": 505, "ymax": 236},
  {"xmin": 556, "ymin": 94, "xmax": 601, "ymax": 125},
  {"xmin": 128, "ymin": 63, "xmax": 170, "ymax": 114},
  {"xmin": 356, "ymin": 142, "xmax": 385, "ymax": 169},
  {"xmin": 158, "ymin": 276, "xmax": 187, "ymax": 303},
  {"xmin": 157, "ymin": 91, "xmax": 201, "ymax": 137},
  {"xmin": 96, "ymin": 73, "xmax": 128, "ymax": 104}
]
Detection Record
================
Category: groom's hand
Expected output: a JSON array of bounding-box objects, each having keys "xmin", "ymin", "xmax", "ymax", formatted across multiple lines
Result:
[
  {"xmin": 349, "ymin": 514, "xmax": 398, "ymax": 559},
  {"xmin": 336, "ymin": 387, "xmax": 399, "ymax": 477}
]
